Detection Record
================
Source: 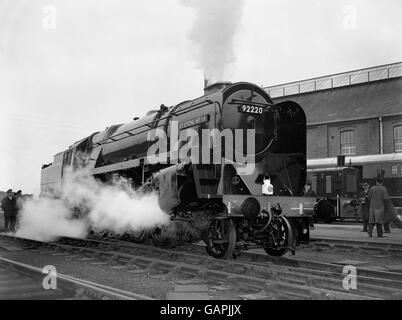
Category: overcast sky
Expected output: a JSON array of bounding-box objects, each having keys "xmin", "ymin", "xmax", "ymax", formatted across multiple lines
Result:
[{"xmin": 0, "ymin": 0, "xmax": 401, "ymax": 194}]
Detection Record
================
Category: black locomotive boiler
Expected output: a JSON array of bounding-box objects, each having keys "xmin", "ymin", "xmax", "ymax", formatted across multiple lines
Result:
[{"xmin": 41, "ymin": 81, "xmax": 315, "ymax": 259}]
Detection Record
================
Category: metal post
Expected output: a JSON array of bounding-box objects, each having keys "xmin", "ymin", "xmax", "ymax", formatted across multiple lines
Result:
[
  {"xmin": 379, "ymin": 116, "xmax": 384, "ymax": 154},
  {"xmin": 337, "ymin": 194, "xmax": 340, "ymax": 217}
]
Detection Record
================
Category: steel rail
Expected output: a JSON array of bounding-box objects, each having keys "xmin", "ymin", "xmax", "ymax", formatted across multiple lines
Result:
[
  {"xmin": 309, "ymin": 237, "xmax": 402, "ymax": 256},
  {"xmin": 0, "ymin": 255, "xmax": 153, "ymax": 300},
  {"xmin": 1, "ymin": 233, "xmax": 400, "ymax": 299}
]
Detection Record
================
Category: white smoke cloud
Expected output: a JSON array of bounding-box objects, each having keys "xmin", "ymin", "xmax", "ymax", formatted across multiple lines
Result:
[
  {"xmin": 15, "ymin": 197, "xmax": 88, "ymax": 241},
  {"xmin": 182, "ymin": 0, "xmax": 245, "ymax": 83},
  {"xmin": 16, "ymin": 169, "xmax": 170, "ymax": 242}
]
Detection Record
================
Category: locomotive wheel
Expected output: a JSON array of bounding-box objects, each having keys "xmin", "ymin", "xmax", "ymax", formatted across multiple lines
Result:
[
  {"xmin": 264, "ymin": 217, "xmax": 290, "ymax": 257},
  {"xmin": 92, "ymin": 229, "xmax": 108, "ymax": 238},
  {"xmin": 264, "ymin": 247, "xmax": 288, "ymax": 257},
  {"xmin": 125, "ymin": 230, "xmax": 147, "ymax": 243},
  {"xmin": 205, "ymin": 218, "xmax": 236, "ymax": 259},
  {"xmin": 151, "ymin": 227, "xmax": 175, "ymax": 248},
  {"xmin": 108, "ymin": 231, "xmax": 121, "ymax": 239}
]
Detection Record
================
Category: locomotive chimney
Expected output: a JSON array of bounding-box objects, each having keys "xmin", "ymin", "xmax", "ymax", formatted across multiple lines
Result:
[
  {"xmin": 204, "ymin": 73, "xmax": 209, "ymax": 89},
  {"xmin": 204, "ymin": 81, "xmax": 233, "ymax": 95}
]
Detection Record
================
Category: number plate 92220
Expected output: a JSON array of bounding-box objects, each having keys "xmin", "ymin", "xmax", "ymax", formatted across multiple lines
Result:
[{"xmin": 238, "ymin": 104, "xmax": 264, "ymax": 115}]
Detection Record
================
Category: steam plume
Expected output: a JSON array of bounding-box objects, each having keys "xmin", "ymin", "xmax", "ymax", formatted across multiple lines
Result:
[
  {"xmin": 16, "ymin": 169, "xmax": 170, "ymax": 242},
  {"xmin": 182, "ymin": 0, "xmax": 244, "ymax": 83}
]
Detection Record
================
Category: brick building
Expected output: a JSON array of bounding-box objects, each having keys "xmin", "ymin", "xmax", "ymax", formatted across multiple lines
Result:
[{"xmin": 265, "ymin": 62, "xmax": 402, "ymax": 160}]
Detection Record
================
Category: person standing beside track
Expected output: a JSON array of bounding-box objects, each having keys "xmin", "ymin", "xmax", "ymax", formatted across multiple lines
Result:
[
  {"xmin": 357, "ymin": 182, "xmax": 370, "ymax": 232},
  {"xmin": 382, "ymin": 192, "xmax": 402, "ymax": 232},
  {"xmin": 368, "ymin": 177, "xmax": 390, "ymax": 237},
  {"xmin": 303, "ymin": 181, "xmax": 316, "ymax": 229},
  {"xmin": 1, "ymin": 189, "xmax": 17, "ymax": 232},
  {"xmin": 14, "ymin": 190, "xmax": 23, "ymax": 231},
  {"xmin": 303, "ymin": 181, "xmax": 316, "ymax": 197}
]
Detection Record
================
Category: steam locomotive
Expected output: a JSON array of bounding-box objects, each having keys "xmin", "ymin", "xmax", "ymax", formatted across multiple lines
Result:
[{"xmin": 41, "ymin": 81, "xmax": 315, "ymax": 259}]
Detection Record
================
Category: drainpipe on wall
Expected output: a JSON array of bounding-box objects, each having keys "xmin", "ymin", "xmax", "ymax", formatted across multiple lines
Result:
[{"xmin": 379, "ymin": 116, "xmax": 384, "ymax": 154}]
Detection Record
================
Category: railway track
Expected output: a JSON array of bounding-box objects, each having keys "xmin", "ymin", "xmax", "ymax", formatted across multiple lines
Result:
[
  {"xmin": 308, "ymin": 237, "xmax": 402, "ymax": 256},
  {"xmin": 0, "ymin": 255, "xmax": 153, "ymax": 300},
  {"xmin": 1, "ymin": 232, "xmax": 401, "ymax": 300}
]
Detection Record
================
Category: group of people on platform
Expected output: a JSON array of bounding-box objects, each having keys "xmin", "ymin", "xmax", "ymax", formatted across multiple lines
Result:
[
  {"xmin": 1, "ymin": 189, "xmax": 23, "ymax": 233},
  {"xmin": 302, "ymin": 177, "xmax": 400, "ymax": 236},
  {"xmin": 357, "ymin": 176, "xmax": 399, "ymax": 237}
]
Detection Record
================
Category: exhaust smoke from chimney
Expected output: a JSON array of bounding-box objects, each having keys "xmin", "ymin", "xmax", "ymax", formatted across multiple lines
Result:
[{"xmin": 181, "ymin": 0, "xmax": 245, "ymax": 85}]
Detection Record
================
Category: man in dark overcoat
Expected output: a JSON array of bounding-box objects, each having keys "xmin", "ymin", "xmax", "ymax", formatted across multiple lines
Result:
[
  {"xmin": 368, "ymin": 177, "xmax": 390, "ymax": 237},
  {"xmin": 357, "ymin": 182, "xmax": 370, "ymax": 232},
  {"xmin": 1, "ymin": 189, "xmax": 17, "ymax": 232}
]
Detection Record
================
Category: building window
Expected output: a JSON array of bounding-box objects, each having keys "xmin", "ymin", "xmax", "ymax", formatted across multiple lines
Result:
[
  {"xmin": 340, "ymin": 130, "xmax": 356, "ymax": 155},
  {"xmin": 394, "ymin": 126, "xmax": 402, "ymax": 152}
]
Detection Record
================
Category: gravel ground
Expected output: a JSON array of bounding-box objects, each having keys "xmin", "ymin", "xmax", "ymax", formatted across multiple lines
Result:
[
  {"xmin": 2, "ymin": 239, "xmax": 400, "ymax": 301},
  {"xmin": 0, "ymin": 243, "xmax": 256, "ymax": 300},
  {"xmin": 294, "ymin": 246, "xmax": 402, "ymax": 270},
  {"xmin": 0, "ymin": 246, "xmax": 172, "ymax": 299},
  {"xmin": 246, "ymin": 244, "xmax": 402, "ymax": 270},
  {"xmin": 1, "ymin": 215, "xmax": 401, "ymax": 299}
]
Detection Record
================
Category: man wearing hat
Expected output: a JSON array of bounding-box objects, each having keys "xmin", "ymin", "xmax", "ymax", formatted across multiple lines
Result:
[
  {"xmin": 14, "ymin": 190, "xmax": 24, "ymax": 230},
  {"xmin": 368, "ymin": 176, "xmax": 390, "ymax": 237},
  {"xmin": 15, "ymin": 190, "xmax": 23, "ymax": 212},
  {"xmin": 1, "ymin": 189, "xmax": 17, "ymax": 232},
  {"xmin": 357, "ymin": 182, "xmax": 370, "ymax": 232},
  {"xmin": 303, "ymin": 181, "xmax": 316, "ymax": 197}
]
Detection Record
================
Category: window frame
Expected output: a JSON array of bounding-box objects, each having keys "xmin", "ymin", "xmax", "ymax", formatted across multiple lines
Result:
[
  {"xmin": 340, "ymin": 130, "xmax": 356, "ymax": 155},
  {"xmin": 394, "ymin": 125, "xmax": 402, "ymax": 152}
]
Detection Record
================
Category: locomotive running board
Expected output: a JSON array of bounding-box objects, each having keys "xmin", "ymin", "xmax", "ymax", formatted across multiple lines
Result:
[{"xmin": 90, "ymin": 158, "xmax": 142, "ymax": 175}]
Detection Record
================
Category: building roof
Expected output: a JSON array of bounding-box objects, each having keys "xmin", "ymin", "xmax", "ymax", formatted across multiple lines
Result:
[
  {"xmin": 272, "ymin": 76, "xmax": 402, "ymax": 125},
  {"xmin": 266, "ymin": 62, "xmax": 402, "ymax": 98}
]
